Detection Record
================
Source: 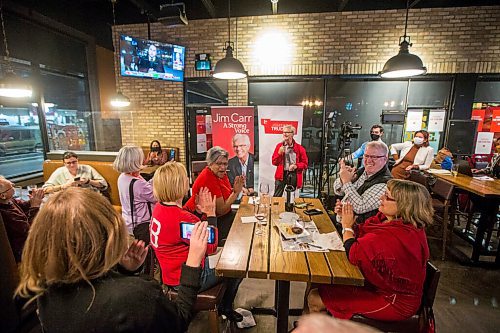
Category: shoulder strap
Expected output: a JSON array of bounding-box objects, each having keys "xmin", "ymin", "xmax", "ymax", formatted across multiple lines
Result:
[{"xmin": 129, "ymin": 178, "xmax": 138, "ymax": 229}]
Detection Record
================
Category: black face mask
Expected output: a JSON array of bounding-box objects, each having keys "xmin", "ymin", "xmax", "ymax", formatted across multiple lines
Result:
[
  {"xmin": 151, "ymin": 147, "xmax": 161, "ymax": 152},
  {"xmin": 370, "ymin": 134, "xmax": 380, "ymax": 141}
]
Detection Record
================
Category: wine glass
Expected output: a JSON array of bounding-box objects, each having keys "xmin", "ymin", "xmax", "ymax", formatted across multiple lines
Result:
[
  {"xmin": 254, "ymin": 203, "xmax": 267, "ymax": 235},
  {"xmin": 259, "ymin": 183, "xmax": 270, "ymax": 206}
]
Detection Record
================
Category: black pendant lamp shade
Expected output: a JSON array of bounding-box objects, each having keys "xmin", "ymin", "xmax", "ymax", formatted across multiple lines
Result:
[
  {"xmin": 213, "ymin": 43, "xmax": 247, "ymax": 79},
  {"xmin": 379, "ymin": 0, "xmax": 426, "ymax": 79},
  {"xmin": 212, "ymin": 0, "xmax": 247, "ymax": 80},
  {"xmin": 380, "ymin": 38, "xmax": 426, "ymax": 78}
]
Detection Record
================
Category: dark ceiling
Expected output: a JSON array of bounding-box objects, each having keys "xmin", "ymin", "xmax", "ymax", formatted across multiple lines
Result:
[{"xmin": 11, "ymin": 0, "xmax": 500, "ymax": 49}]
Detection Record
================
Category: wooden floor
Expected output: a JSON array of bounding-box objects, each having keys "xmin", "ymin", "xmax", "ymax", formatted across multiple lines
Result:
[{"xmin": 188, "ymin": 235, "xmax": 500, "ymax": 333}]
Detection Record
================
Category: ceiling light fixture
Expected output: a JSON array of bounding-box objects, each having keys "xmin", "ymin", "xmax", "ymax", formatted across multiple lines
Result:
[
  {"xmin": 109, "ymin": 0, "xmax": 131, "ymax": 108},
  {"xmin": 0, "ymin": 2, "xmax": 32, "ymax": 98},
  {"xmin": 379, "ymin": 0, "xmax": 426, "ymax": 78},
  {"xmin": 212, "ymin": 0, "xmax": 247, "ymax": 80}
]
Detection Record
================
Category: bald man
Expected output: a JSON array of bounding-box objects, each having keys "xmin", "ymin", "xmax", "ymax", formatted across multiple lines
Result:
[{"xmin": 0, "ymin": 176, "xmax": 44, "ymax": 262}]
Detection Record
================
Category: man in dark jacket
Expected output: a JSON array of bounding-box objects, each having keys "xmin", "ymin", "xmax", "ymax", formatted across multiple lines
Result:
[
  {"xmin": 227, "ymin": 134, "xmax": 254, "ymax": 195},
  {"xmin": 0, "ymin": 176, "xmax": 44, "ymax": 262},
  {"xmin": 333, "ymin": 141, "xmax": 392, "ymax": 223}
]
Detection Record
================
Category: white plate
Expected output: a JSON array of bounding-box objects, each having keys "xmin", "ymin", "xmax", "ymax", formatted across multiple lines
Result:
[
  {"xmin": 276, "ymin": 222, "xmax": 311, "ymax": 240},
  {"xmin": 279, "ymin": 212, "xmax": 299, "ymax": 222}
]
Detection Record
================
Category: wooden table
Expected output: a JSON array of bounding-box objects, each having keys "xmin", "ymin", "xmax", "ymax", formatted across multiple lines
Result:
[
  {"xmin": 431, "ymin": 173, "xmax": 500, "ymax": 265},
  {"xmin": 216, "ymin": 197, "xmax": 364, "ymax": 333}
]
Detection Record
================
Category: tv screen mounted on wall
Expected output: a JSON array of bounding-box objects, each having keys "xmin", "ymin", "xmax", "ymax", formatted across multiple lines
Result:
[{"xmin": 119, "ymin": 35, "xmax": 185, "ymax": 82}]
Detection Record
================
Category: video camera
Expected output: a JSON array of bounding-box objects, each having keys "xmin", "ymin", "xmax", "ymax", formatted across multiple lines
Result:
[{"xmin": 339, "ymin": 121, "xmax": 362, "ymax": 144}]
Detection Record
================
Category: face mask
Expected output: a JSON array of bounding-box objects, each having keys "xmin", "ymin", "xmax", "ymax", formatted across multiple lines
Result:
[
  {"xmin": 152, "ymin": 147, "xmax": 161, "ymax": 152},
  {"xmin": 414, "ymin": 137, "xmax": 424, "ymax": 145},
  {"xmin": 370, "ymin": 134, "xmax": 380, "ymax": 141}
]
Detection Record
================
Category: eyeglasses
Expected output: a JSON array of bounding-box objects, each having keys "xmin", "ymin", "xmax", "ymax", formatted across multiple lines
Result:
[
  {"xmin": 214, "ymin": 161, "xmax": 228, "ymax": 167},
  {"xmin": 283, "ymin": 131, "xmax": 293, "ymax": 134},
  {"xmin": 233, "ymin": 144, "xmax": 248, "ymax": 149},
  {"xmin": 381, "ymin": 192, "xmax": 396, "ymax": 202},
  {"xmin": 65, "ymin": 160, "xmax": 78, "ymax": 165},
  {"xmin": 363, "ymin": 154, "xmax": 386, "ymax": 160},
  {"xmin": 0, "ymin": 182, "xmax": 14, "ymax": 194}
]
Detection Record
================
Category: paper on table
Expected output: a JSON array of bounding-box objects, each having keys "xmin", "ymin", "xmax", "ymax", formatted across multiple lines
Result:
[
  {"xmin": 473, "ymin": 175, "xmax": 495, "ymax": 181},
  {"xmin": 427, "ymin": 169, "xmax": 452, "ymax": 175},
  {"xmin": 241, "ymin": 216, "xmax": 267, "ymax": 223},
  {"xmin": 312, "ymin": 232, "xmax": 345, "ymax": 251},
  {"xmin": 248, "ymin": 196, "xmax": 260, "ymax": 205}
]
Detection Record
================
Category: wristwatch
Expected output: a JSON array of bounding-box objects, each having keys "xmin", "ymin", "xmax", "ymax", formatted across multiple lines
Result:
[{"xmin": 342, "ymin": 227, "xmax": 354, "ymax": 235}]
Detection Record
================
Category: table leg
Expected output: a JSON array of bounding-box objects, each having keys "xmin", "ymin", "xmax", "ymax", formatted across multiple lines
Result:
[
  {"xmin": 471, "ymin": 198, "xmax": 498, "ymax": 262},
  {"xmin": 276, "ymin": 280, "xmax": 290, "ymax": 333}
]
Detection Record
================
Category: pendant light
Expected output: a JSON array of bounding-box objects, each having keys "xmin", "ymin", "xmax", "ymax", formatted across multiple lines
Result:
[
  {"xmin": 213, "ymin": 0, "xmax": 247, "ymax": 80},
  {"xmin": 379, "ymin": 0, "xmax": 426, "ymax": 78},
  {"xmin": 109, "ymin": 0, "xmax": 130, "ymax": 107},
  {"xmin": 0, "ymin": 2, "xmax": 32, "ymax": 98}
]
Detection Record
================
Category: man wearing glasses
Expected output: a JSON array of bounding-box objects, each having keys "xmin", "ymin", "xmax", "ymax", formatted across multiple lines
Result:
[
  {"xmin": 0, "ymin": 176, "xmax": 44, "ymax": 262},
  {"xmin": 334, "ymin": 141, "xmax": 392, "ymax": 223},
  {"xmin": 43, "ymin": 151, "xmax": 108, "ymax": 193},
  {"xmin": 227, "ymin": 134, "xmax": 254, "ymax": 196},
  {"xmin": 272, "ymin": 125, "xmax": 308, "ymax": 197},
  {"xmin": 346, "ymin": 124, "xmax": 385, "ymax": 167}
]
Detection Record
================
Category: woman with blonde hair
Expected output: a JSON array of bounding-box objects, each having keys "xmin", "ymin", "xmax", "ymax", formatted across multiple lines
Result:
[
  {"xmin": 307, "ymin": 179, "xmax": 432, "ymax": 321},
  {"xmin": 151, "ymin": 161, "xmax": 243, "ymax": 322},
  {"xmin": 16, "ymin": 187, "xmax": 209, "ymax": 333}
]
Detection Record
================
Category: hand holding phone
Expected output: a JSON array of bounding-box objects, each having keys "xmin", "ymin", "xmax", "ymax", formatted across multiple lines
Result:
[
  {"xmin": 74, "ymin": 177, "xmax": 81, "ymax": 181},
  {"xmin": 180, "ymin": 222, "xmax": 216, "ymax": 244}
]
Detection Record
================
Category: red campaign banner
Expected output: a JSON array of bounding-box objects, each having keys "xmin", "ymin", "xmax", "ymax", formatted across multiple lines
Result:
[
  {"xmin": 211, "ymin": 106, "xmax": 255, "ymax": 158},
  {"xmin": 490, "ymin": 108, "xmax": 500, "ymax": 133},
  {"xmin": 260, "ymin": 119, "xmax": 299, "ymax": 134},
  {"xmin": 471, "ymin": 109, "xmax": 485, "ymax": 132}
]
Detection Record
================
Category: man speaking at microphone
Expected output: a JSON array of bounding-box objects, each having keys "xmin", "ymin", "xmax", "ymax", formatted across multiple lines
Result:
[{"xmin": 272, "ymin": 125, "xmax": 308, "ymax": 197}]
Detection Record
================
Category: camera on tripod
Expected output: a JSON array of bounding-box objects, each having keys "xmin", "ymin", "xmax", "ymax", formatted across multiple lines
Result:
[{"xmin": 339, "ymin": 121, "xmax": 362, "ymax": 145}]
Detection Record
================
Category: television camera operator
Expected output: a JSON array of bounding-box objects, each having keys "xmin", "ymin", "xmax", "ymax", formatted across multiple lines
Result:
[{"xmin": 346, "ymin": 124, "xmax": 385, "ymax": 167}]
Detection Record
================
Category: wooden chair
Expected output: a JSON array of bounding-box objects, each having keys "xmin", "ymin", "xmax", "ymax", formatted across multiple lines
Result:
[
  {"xmin": 352, "ymin": 261, "xmax": 440, "ymax": 333},
  {"xmin": 409, "ymin": 170, "xmax": 432, "ymax": 192},
  {"xmin": 150, "ymin": 252, "xmax": 228, "ymax": 333},
  {"xmin": 0, "ymin": 215, "xmax": 41, "ymax": 333},
  {"xmin": 429, "ymin": 178, "xmax": 455, "ymax": 260}
]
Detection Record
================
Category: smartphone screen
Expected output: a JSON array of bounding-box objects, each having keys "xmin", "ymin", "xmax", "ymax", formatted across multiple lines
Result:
[
  {"xmin": 74, "ymin": 177, "xmax": 81, "ymax": 181},
  {"xmin": 180, "ymin": 222, "xmax": 215, "ymax": 244}
]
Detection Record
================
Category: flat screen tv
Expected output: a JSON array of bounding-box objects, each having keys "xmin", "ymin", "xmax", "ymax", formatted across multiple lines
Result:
[{"xmin": 119, "ymin": 35, "xmax": 185, "ymax": 82}]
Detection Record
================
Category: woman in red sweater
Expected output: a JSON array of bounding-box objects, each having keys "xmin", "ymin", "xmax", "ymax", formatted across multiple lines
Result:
[
  {"xmin": 151, "ymin": 162, "xmax": 243, "ymax": 322},
  {"xmin": 307, "ymin": 179, "xmax": 433, "ymax": 321}
]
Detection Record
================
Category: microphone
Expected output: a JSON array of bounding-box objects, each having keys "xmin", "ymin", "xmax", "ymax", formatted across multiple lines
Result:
[{"xmin": 282, "ymin": 140, "xmax": 287, "ymax": 147}]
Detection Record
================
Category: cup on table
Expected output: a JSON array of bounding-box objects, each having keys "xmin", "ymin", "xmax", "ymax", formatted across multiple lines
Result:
[
  {"xmin": 254, "ymin": 203, "xmax": 267, "ymax": 236},
  {"xmin": 259, "ymin": 183, "xmax": 270, "ymax": 206},
  {"xmin": 451, "ymin": 163, "xmax": 459, "ymax": 177}
]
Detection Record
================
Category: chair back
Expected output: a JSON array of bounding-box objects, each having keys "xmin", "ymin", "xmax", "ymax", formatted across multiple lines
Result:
[
  {"xmin": 430, "ymin": 178, "xmax": 454, "ymax": 202},
  {"xmin": 423, "ymin": 261, "xmax": 441, "ymax": 308},
  {"xmin": 409, "ymin": 171, "xmax": 431, "ymax": 192},
  {"xmin": 0, "ymin": 214, "xmax": 21, "ymax": 332}
]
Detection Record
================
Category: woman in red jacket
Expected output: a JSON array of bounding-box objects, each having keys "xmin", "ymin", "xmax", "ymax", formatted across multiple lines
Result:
[
  {"xmin": 151, "ymin": 162, "xmax": 243, "ymax": 322},
  {"xmin": 307, "ymin": 179, "xmax": 433, "ymax": 321}
]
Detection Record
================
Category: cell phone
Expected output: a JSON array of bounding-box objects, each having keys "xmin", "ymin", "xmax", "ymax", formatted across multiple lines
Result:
[
  {"xmin": 180, "ymin": 222, "xmax": 216, "ymax": 244},
  {"xmin": 74, "ymin": 177, "xmax": 81, "ymax": 181},
  {"xmin": 304, "ymin": 208, "xmax": 323, "ymax": 216}
]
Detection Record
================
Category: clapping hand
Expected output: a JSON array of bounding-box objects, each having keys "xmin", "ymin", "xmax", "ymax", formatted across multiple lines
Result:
[
  {"xmin": 185, "ymin": 221, "xmax": 209, "ymax": 268},
  {"xmin": 233, "ymin": 175, "xmax": 244, "ymax": 194},
  {"xmin": 341, "ymin": 202, "xmax": 355, "ymax": 228},
  {"xmin": 119, "ymin": 240, "xmax": 148, "ymax": 272},
  {"xmin": 196, "ymin": 187, "xmax": 216, "ymax": 217},
  {"xmin": 339, "ymin": 160, "xmax": 356, "ymax": 185},
  {"xmin": 29, "ymin": 188, "xmax": 45, "ymax": 208}
]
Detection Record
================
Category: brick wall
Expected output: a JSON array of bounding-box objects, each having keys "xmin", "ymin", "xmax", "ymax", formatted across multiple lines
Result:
[{"xmin": 112, "ymin": 6, "xmax": 500, "ymax": 162}]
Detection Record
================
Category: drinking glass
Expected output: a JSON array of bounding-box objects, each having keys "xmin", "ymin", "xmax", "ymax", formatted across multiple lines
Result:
[
  {"xmin": 451, "ymin": 163, "xmax": 459, "ymax": 177},
  {"xmin": 27, "ymin": 184, "xmax": 37, "ymax": 195},
  {"xmin": 254, "ymin": 203, "xmax": 267, "ymax": 235},
  {"xmin": 14, "ymin": 186, "xmax": 22, "ymax": 198},
  {"xmin": 259, "ymin": 183, "xmax": 270, "ymax": 206}
]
